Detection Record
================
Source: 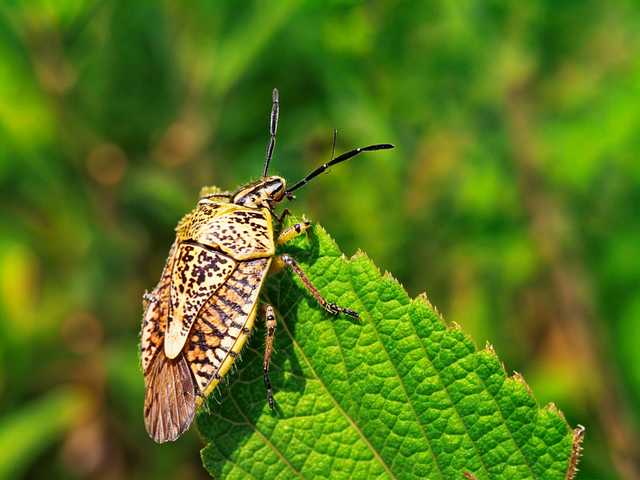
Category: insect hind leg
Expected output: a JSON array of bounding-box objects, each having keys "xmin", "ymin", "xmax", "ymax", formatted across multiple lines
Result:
[
  {"xmin": 259, "ymin": 304, "xmax": 277, "ymax": 410},
  {"xmin": 268, "ymin": 254, "xmax": 359, "ymax": 320}
]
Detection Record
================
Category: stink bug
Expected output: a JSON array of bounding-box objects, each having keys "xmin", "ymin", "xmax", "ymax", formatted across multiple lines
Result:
[{"xmin": 140, "ymin": 89, "xmax": 394, "ymax": 443}]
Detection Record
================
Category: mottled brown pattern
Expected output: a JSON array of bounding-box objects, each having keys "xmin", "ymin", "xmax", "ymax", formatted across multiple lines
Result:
[
  {"xmin": 140, "ymin": 241, "xmax": 177, "ymax": 373},
  {"xmin": 188, "ymin": 204, "xmax": 274, "ymax": 260},
  {"xmin": 143, "ymin": 351, "xmax": 197, "ymax": 443},
  {"xmin": 181, "ymin": 203, "xmax": 220, "ymax": 238},
  {"xmin": 141, "ymin": 194, "xmax": 277, "ymax": 443},
  {"xmin": 165, "ymin": 244, "xmax": 236, "ymax": 358},
  {"xmin": 185, "ymin": 257, "xmax": 269, "ymax": 394}
]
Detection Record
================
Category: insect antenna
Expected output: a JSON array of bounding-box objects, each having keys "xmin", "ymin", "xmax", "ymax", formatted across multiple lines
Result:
[
  {"xmin": 262, "ymin": 88, "xmax": 280, "ymax": 177},
  {"xmin": 285, "ymin": 138, "xmax": 394, "ymax": 197},
  {"xmin": 330, "ymin": 128, "xmax": 337, "ymax": 166}
]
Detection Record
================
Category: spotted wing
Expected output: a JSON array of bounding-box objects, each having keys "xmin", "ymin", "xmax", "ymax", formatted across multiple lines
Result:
[
  {"xmin": 141, "ymin": 241, "xmax": 177, "ymax": 374},
  {"xmin": 189, "ymin": 205, "xmax": 274, "ymax": 260},
  {"xmin": 165, "ymin": 243, "xmax": 237, "ymax": 359},
  {"xmin": 185, "ymin": 257, "xmax": 270, "ymax": 395},
  {"xmin": 143, "ymin": 351, "xmax": 197, "ymax": 443}
]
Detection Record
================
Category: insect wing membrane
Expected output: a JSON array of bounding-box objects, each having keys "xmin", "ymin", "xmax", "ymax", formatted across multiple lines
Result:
[
  {"xmin": 143, "ymin": 352, "xmax": 197, "ymax": 443},
  {"xmin": 141, "ymin": 241, "xmax": 198, "ymax": 443},
  {"xmin": 165, "ymin": 244, "xmax": 237, "ymax": 359}
]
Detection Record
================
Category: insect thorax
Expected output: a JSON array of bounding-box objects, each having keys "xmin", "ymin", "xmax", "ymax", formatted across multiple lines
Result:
[{"xmin": 176, "ymin": 201, "xmax": 276, "ymax": 261}]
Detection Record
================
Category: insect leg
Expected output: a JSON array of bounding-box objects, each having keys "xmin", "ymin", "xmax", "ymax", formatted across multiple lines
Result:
[
  {"xmin": 275, "ymin": 221, "xmax": 311, "ymax": 245},
  {"xmin": 259, "ymin": 304, "xmax": 277, "ymax": 410},
  {"xmin": 272, "ymin": 208, "xmax": 292, "ymax": 223},
  {"xmin": 269, "ymin": 254, "xmax": 359, "ymax": 320}
]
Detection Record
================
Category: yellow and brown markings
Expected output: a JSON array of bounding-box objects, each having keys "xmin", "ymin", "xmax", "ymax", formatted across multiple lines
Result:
[
  {"xmin": 175, "ymin": 209, "xmax": 196, "ymax": 236},
  {"xmin": 187, "ymin": 204, "xmax": 274, "ymax": 260},
  {"xmin": 185, "ymin": 257, "xmax": 270, "ymax": 394},
  {"xmin": 178, "ymin": 203, "xmax": 219, "ymax": 240},
  {"xmin": 143, "ymin": 351, "xmax": 197, "ymax": 443},
  {"xmin": 165, "ymin": 243, "xmax": 237, "ymax": 359},
  {"xmin": 141, "ymin": 241, "xmax": 178, "ymax": 373}
]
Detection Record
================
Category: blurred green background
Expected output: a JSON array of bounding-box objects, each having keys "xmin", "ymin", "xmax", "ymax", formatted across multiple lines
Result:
[{"xmin": 0, "ymin": 0, "xmax": 639, "ymax": 478}]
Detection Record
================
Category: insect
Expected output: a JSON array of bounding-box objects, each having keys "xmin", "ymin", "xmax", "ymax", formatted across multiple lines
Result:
[{"xmin": 140, "ymin": 89, "xmax": 394, "ymax": 443}]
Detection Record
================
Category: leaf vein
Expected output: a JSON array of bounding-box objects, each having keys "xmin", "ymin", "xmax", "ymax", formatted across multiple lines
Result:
[
  {"xmin": 327, "ymin": 313, "xmax": 357, "ymax": 415},
  {"xmin": 209, "ymin": 452, "xmax": 260, "ymax": 480},
  {"xmin": 405, "ymin": 320, "xmax": 492, "ymax": 477},
  {"xmin": 473, "ymin": 364, "xmax": 536, "ymax": 477},
  {"xmin": 228, "ymin": 394, "xmax": 307, "ymax": 479},
  {"xmin": 346, "ymin": 272, "xmax": 444, "ymax": 480}
]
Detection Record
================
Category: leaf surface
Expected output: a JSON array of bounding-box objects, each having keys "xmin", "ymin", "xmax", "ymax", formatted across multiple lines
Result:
[{"xmin": 198, "ymin": 218, "xmax": 582, "ymax": 480}]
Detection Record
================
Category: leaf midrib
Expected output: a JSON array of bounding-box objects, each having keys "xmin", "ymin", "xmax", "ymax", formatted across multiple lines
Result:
[{"xmin": 265, "ymin": 292, "xmax": 398, "ymax": 480}]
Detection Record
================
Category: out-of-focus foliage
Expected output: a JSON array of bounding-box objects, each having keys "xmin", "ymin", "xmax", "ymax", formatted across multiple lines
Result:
[{"xmin": 0, "ymin": 0, "xmax": 638, "ymax": 479}]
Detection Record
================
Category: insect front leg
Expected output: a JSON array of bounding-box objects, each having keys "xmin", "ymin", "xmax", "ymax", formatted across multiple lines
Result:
[
  {"xmin": 275, "ymin": 221, "xmax": 311, "ymax": 245},
  {"xmin": 269, "ymin": 254, "xmax": 359, "ymax": 320},
  {"xmin": 259, "ymin": 304, "xmax": 277, "ymax": 410},
  {"xmin": 272, "ymin": 208, "xmax": 292, "ymax": 224}
]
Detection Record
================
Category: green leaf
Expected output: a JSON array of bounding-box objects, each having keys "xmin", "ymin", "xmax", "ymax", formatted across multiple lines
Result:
[{"xmin": 197, "ymin": 218, "xmax": 583, "ymax": 480}]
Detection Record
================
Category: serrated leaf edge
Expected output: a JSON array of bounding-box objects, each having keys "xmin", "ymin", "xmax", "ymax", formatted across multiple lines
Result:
[{"xmin": 333, "ymin": 227, "xmax": 582, "ymax": 479}]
